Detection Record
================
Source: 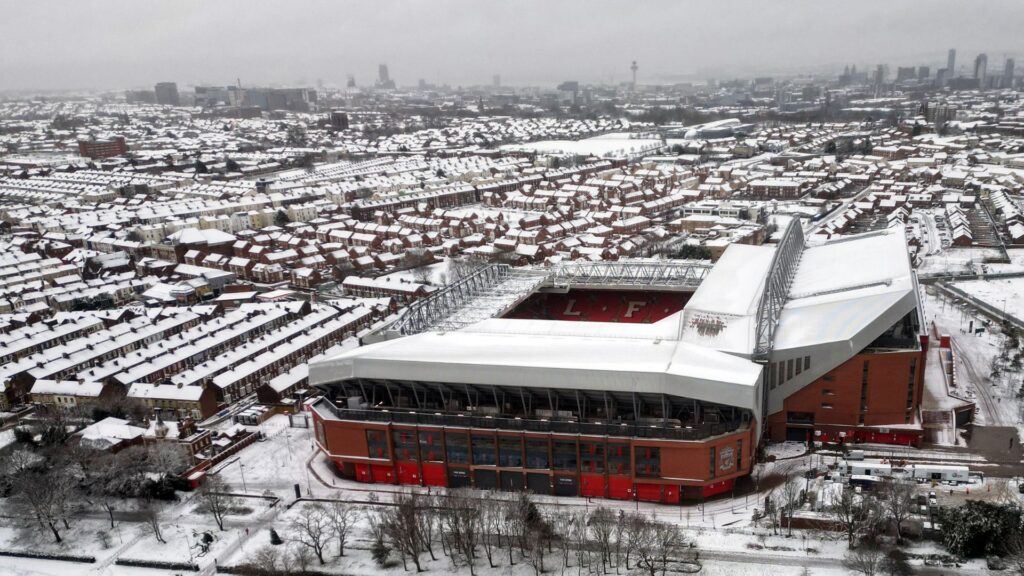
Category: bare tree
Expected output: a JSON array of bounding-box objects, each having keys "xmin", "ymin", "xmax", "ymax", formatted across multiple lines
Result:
[
  {"xmin": 1004, "ymin": 530, "xmax": 1024, "ymax": 576},
  {"xmin": 440, "ymin": 489, "xmax": 481, "ymax": 575},
  {"xmin": 326, "ymin": 500, "xmax": 357, "ymax": 557},
  {"xmin": 290, "ymin": 504, "xmax": 332, "ymax": 565},
  {"xmin": 630, "ymin": 516, "xmax": 660, "ymax": 576},
  {"xmin": 139, "ymin": 498, "xmax": 166, "ymax": 544},
  {"xmin": 288, "ymin": 541, "xmax": 315, "ymax": 574},
  {"xmin": 782, "ymin": 475, "xmax": 803, "ymax": 536},
  {"xmin": 14, "ymin": 468, "xmax": 74, "ymax": 543},
  {"xmin": 414, "ymin": 493, "xmax": 439, "ymax": 561},
  {"xmin": 522, "ymin": 528, "xmax": 547, "ymax": 576},
  {"xmin": 829, "ymin": 488, "xmax": 872, "ymax": 547},
  {"xmin": 199, "ymin": 475, "xmax": 239, "ymax": 531},
  {"xmin": 621, "ymin": 511, "xmax": 648, "ymax": 571},
  {"xmin": 145, "ymin": 443, "xmax": 189, "ymax": 479},
  {"xmin": 568, "ymin": 510, "xmax": 590, "ymax": 574},
  {"xmin": 879, "ymin": 479, "xmax": 915, "ymax": 545},
  {"xmin": 477, "ymin": 494, "xmax": 501, "ymax": 569},
  {"xmin": 244, "ymin": 545, "xmax": 283, "ymax": 575},
  {"xmin": 843, "ymin": 545, "xmax": 884, "ymax": 576},
  {"xmin": 589, "ymin": 507, "xmax": 616, "ymax": 572},
  {"xmin": 385, "ymin": 490, "xmax": 426, "ymax": 572}
]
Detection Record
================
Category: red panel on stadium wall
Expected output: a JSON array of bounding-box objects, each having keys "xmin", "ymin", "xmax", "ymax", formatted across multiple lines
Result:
[
  {"xmin": 635, "ymin": 483, "xmax": 663, "ymax": 502},
  {"xmin": 421, "ymin": 463, "xmax": 447, "ymax": 487},
  {"xmin": 608, "ymin": 476, "xmax": 633, "ymax": 500},
  {"xmin": 702, "ymin": 479, "xmax": 734, "ymax": 498},
  {"xmin": 663, "ymin": 485, "xmax": 680, "ymax": 504},
  {"xmin": 580, "ymin": 474, "xmax": 606, "ymax": 498},
  {"xmin": 370, "ymin": 464, "xmax": 396, "ymax": 484},
  {"xmin": 396, "ymin": 462, "xmax": 420, "ymax": 485},
  {"xmin": 354, "ymin": 463, "xmax": 372, "ymax": 483}
]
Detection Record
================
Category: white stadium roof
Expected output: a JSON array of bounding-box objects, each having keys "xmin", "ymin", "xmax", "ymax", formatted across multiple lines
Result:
[
  {"xmin": 309, "ymin": 311, "xmax": 763, "ymax": 412},
  {"xmin": 310, "ymin": 227, "xmax": 919, "ymax": 419}
]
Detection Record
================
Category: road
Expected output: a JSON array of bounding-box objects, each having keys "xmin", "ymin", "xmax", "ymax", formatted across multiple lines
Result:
[
  {"xmin": 921, "ymin": 211, "xmax": 942, "ymax": 255},
  {"xmin": 702, "ymin": 548, "xmax": 990, "ymax": 575},
  {"xmin": 805, "ymin": 184, "xmax": 874, "ymax": 236},
  {"xmin": 950, "ymin": 328, "xmax": 1004, "ymax": 426}
]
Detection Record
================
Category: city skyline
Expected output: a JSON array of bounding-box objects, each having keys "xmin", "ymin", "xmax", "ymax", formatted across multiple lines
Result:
[{"xmin": 2, "ymin": 0, "xmax": 1023, "ymax": 91}]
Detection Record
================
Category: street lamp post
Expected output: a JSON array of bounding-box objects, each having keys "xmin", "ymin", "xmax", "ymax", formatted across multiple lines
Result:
[{"xmin": 239, "ymin": 462, "xmax": 248, "ymax": 494}]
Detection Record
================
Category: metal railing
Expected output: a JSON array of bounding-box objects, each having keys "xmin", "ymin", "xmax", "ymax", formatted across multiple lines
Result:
[
  {"xmin": 318, "ymin": 402, "xmax": 747, "ymax": 442},
  {"xmin": 753, "ymin": 219, "xmax": 805, "ymax": 361},
  {"xmin": 546, "ymin": 259, "xmax": 713, "ymax": 291}
]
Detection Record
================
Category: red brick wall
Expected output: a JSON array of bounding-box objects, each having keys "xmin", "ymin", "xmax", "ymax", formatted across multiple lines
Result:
[{"xmin": 767, "ymin": 348, "xmax": 925, "ymax": 442}]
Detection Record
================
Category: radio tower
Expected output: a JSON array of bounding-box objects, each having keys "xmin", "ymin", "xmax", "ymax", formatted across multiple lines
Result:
[{"xmin": 630, "ymin": 60, "xmax": 639, "ymax": 90}]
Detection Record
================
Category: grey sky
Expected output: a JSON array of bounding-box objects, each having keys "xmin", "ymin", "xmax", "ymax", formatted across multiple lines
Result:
[{"xmin": 1, "ymin": 0, "xmax": 1022, "ymax": 91}]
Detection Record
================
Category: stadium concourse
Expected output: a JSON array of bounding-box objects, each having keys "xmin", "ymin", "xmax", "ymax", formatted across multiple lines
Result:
[{"xmin": 308, "ymin": 222, "xmax": 926, "ymax": 503}]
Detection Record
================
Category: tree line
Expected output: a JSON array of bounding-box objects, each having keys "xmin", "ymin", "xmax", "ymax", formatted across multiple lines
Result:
[{"xmin": 244, "ymin": 489, "xmax": 699, "ymax": 576}]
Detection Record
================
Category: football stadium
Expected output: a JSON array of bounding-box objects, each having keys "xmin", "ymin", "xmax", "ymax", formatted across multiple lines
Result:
[{"xmin": 308, "ymin": 222, "xmax": 925, "ymax": 502}]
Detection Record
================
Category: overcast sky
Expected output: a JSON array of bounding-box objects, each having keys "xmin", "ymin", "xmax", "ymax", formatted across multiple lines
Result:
[{"xmin": 2, "ymin": 0, "xmax": 1022, "ymax": 92}]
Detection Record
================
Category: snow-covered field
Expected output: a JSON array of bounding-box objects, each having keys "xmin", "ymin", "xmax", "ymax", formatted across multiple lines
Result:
[{"xmin": 952, "ymin": 276, "xmax": 1024, "ymax": 322}]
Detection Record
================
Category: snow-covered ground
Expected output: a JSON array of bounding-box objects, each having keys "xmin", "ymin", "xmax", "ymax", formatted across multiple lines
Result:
[
  {"xmin": 953, "ymin": 276, "xmax": 1024, "ymax": 322},
  {"xmin": 923, "ymin": 287, "xmax": 1024, "ymax": 434},
  {"xmin": 1, "ymin": 409, "xmax": 1009, "ymax": 576},
  {"xmin": 917, "ymin": 246, "xmax": 1006, "ymax": 276}
]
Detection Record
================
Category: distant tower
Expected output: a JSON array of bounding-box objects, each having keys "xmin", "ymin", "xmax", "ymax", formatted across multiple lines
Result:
[
  {"xmin": 1004, "ymin": 58, "xmax": 1016, "ymax": 88},
  {"xmin": 346, "ymin": 75, "xmax": 356, "ymax": 88},
  {"xmin": 630, "ymin": 60, "xmax": 639, "ymax": 89},
  {"xmin": 947, "ymin": 49, "xmax": 957, "ymax": 77},
  {"xmin": 378, "ymin": 64, "xmax": 390, "ymax": 85},
  {"xmin": 974, "ymin": 53, "xmax": 988, "ymax": 89},
  {"xmin": 154, "ymin": 82, "xmax": 180, "ymax": 106}
]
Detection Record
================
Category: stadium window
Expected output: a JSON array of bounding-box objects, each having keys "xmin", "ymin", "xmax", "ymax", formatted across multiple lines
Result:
[
  {"xmin": 769, "ymin": 362, "xmax": 777, "ymax": 389},
  {"xmin": 736, "ymin": 440, "xmax": 743, "ymax": 470},
  {"xmin": 419, "ymin": 431, "xmax": 444, "ymax": 463},
  {"xmin": 580, "ymin": 441, "xmax": 606, "ymax": 473},
  {"xmin": 366, "ymin": 429, "xmax": 389, "ymax": 460},
  {"xmin": 525, "ymin": 438, "xmax": 550, "ymax": 469},
  {"xmin": 795, "ymin": 358, "xmax": 803, "ymax": 376},
  {"xmin": 498, "ymin": 436, "xmax": 523, "ymax": 467},
  {"xmin": 708, "ymin": 446, "xmax": 715, "ymax": 479},
  {"xmin": 552, "ymin": 440, "xmax": 578, "ymax": 471},
  {"xmin": 822, "ymin": 388, "xmax": 833, "ymax": 396},
  {"xmin": 636, "ymin": 446, "xmax": 661, "ymax": 478},
  {"xmin": 471, "ymin": 434, "xmax": 497, "ymax": 466},
  {"xmin": 445, "ymin": 432, "xmax": 470, "ymax": 465},
  {"xmin": 606, "ymin": 442, "xmax": 630, "ymax": 475},
  {"xmin": 787, "ymin": 358, "xmax": 794, "ymax": 380},
  {"xmin": 821, "ymin": 403, "xmax": 833, "ymax": 409},
  {"xmin": 392, "ymin": 429, "xmax": 418, "ymax": 462},
  {"xmin": 804, "ymin": 356, "xmax": 810, "ymax": 371}
]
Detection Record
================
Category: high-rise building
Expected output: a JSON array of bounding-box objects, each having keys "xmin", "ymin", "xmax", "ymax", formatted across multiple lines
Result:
[
  {"xmin": 1005, "ymin": 58, "xmax": 1016, "ymax": 88},
  {"xmin": 376, "ymin": 64, "xmax": 396, "ymax": 90},
  {"xmin": 630, "ymin": 60, "xmax": 639, "ymax": 89},
  {"xmin": 917, "ymin": 66, "xmax": 930, "ymax": 80},
  {"xmin": 896, "ymin": 67, "xmax": 916, "ymax": 82},
  {"xmin": 974, "ymin": 53, "xmax": 988, "ymax": 89},
  {"xmin": 154, "ymin": 82, "xmax": 180, "ymax": 106},
  {"xmin": 947, "ymin": 49, "xmax": 957, "ymax": 77}
]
